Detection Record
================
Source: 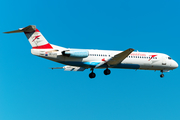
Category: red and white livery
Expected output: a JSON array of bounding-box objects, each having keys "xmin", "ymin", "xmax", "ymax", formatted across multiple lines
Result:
[{"xmin": 4, "ymin": 25, "xmax": 178, "ymax": 78}]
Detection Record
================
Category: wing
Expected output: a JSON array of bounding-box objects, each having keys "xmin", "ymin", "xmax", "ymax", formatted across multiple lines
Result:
[
  {"xmin": 95, "ymin": 48, "xmax": 134, "ymax": 68},
  {"xmin": 107, "ymin": 48, "xmax": 134, "ymax": 65}
]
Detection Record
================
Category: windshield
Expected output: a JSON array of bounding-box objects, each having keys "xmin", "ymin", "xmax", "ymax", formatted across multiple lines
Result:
[{"xmin": 168, "ymin": 57, "xmax": 172, "ymax": 60}]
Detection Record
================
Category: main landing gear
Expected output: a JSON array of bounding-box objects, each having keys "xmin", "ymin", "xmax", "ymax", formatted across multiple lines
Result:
[
  {"xmin": 89, "ymin": 69, "xmax": 96, "ymax": 79},
  {"xmin": 104, "ymin": 68, "xmax": 111, "ymax": 75},
  {"xmin": 160, "ymin": 70, "xmax": 164, "ymax": 78},
  {"xmin": 89, "ymin": 72, "xmax": 96, "ymax": 79},
  {"xmin": 89, "ymin": 68, "xmax": 111, "ymax": 78}
]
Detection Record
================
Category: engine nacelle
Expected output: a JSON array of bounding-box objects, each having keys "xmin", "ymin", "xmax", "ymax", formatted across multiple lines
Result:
[{"xmin": 62, "ymin": 50, "xmax": 89, "ymax": 58}]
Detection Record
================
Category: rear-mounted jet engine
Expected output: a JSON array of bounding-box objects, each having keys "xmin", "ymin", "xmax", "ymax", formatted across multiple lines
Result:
[{"xmin": 62, "ymin": 50, "xmax": 89, "ymax": 58}]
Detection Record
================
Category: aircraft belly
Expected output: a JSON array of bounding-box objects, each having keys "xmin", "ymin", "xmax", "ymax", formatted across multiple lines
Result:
[
  {"xmin": 115, "ymin": 59, "xmax": 140, "ymax": 69},
  {"xmin": 113, "ymin": 63, "xmax": 140, "ymax": 69}
]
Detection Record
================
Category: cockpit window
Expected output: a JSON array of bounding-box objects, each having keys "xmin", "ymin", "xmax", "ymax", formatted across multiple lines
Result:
[{"xmin": 168, "ymin": 57, "xmax": 172, "ymax": 60}]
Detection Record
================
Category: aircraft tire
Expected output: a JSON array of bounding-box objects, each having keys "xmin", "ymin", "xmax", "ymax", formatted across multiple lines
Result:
[
  {"xmin": 89, "ymin": 72, "xmax": 96, "ymax": 78},
  {"xmin": 160, "ymin": 74, "xmax": 164, "ymax": 78},
  {"xmin": 104, "ymin": 69, "xmax": 111, "ymax": 75}
]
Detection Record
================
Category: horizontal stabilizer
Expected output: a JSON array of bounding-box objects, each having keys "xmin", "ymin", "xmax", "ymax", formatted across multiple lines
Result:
[
  {"xmin": 4, "ymin": 25, "xmax": 36, "ymax": 34},
  {"xmin": 4, "ymin": 28, "xmax": 23, "ymax": 33}
]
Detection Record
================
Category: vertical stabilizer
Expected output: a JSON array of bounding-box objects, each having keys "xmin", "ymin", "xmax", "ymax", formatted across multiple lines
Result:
[{"xmin": 4, "ymin": 25, "xmax": 53, "ymax": 49}]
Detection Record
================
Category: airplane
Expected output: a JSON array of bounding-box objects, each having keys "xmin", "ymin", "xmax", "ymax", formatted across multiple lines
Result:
[{"xmin": 4, "ymin": 25, "xmax": 178, "ymax": 78}]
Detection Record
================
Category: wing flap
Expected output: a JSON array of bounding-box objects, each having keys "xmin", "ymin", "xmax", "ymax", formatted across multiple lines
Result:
[{"xmin": 51, "ymin": 66, "xmax": 86, "ymax": 71}]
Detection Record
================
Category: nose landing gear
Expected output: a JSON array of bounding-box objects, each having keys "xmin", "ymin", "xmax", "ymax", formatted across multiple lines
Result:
[
  {"xmin": 160, "ymin": 74, "xmax": 164, "ymax": 78},
  {"xmin": 160, "ymin": 70, "xmax": 164, "ymax": 78}
]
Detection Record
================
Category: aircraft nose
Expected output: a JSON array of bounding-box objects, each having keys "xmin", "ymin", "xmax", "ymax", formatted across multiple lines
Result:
[{"xmin": 171, "ymin": 60, "xmax": 178, "ymax": 69}]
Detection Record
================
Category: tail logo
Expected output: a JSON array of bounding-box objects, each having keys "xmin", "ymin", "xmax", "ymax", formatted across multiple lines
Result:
[{"xmin": 32, "ymin": 35, "xmax": 41, "ymax": 42}]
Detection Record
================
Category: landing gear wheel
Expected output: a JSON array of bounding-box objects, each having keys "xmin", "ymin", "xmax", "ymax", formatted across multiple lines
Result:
[
  {"xmin": 104, "ymin": 69, "xmax": 111, "ymax": 75},
  {"xmin": 160, "ymin": 74, "xmax": 164, "ymax": 78},
  {"xmin": 89, "ymin": 72, "xmax": 96, "ymax": 78}
]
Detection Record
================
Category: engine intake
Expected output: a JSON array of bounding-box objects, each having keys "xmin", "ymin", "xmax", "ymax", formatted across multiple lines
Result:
[{"xmin": 62, "ymin": 50, "xmax": 89, "ymax": 58}]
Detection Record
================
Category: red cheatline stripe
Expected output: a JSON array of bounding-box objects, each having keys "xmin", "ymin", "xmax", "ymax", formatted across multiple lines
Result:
[{"xmin": 32, "ymin": 43, "xmax": 53, "ymax": 49}]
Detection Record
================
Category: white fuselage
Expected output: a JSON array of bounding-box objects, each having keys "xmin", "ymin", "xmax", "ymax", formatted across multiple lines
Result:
[{"xmin": 31, "ymin": 45, "xmax": 178, "ymax": 71}]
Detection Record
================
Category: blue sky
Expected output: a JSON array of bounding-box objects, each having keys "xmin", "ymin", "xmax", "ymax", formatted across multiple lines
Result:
[{"xmin": 0, "ymin": 0, "xmax": 180, "ymax": 120}]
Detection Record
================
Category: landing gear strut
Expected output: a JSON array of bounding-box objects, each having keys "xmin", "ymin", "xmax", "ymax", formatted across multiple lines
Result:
[
  {"xmin": 89, "ymin": 69, "xmax": 96, "ymax": 79},
  {"xmin": 104, "ymin": 69, "xmax": 111, "ymax": 75},
  {"xmin": 160, "ymin": 70, "xmax": 164, "ymax": 78}
]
